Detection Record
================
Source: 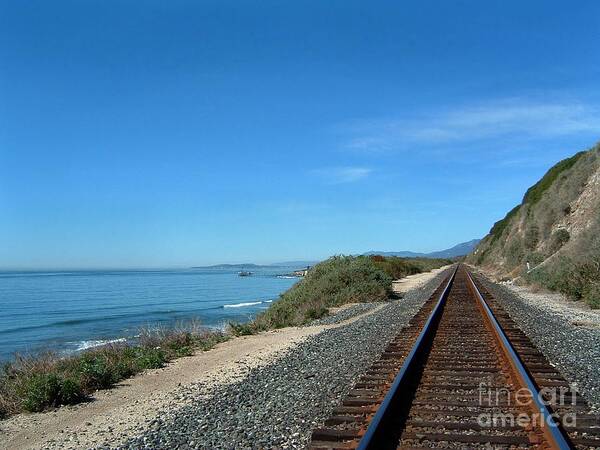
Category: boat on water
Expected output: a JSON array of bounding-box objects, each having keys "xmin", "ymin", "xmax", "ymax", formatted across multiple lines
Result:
[{"xmin": 238, "ymin": 271, "xmax": 253, "ymax": 277}]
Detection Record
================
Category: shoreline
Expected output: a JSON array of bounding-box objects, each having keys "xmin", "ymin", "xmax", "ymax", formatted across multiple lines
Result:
[
  {"xmin": 0, "ymin": 304, "xmax": 387, "ymax": 450},
  {"xmin": 0, "ymin": 267, "xmax": 299, "ymax": 363},
  {"xmin": 0, "ymin": 267, "xmax": 448, "ymax": 450}
]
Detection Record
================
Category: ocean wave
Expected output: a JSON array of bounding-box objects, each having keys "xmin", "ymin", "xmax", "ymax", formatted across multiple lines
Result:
[
  {"xmin": 0, "ymin": 306, "xmax": 227, "ymax": 336},
  {"xmin": 276, "ymin": 275, "xmax": 297, "ymax": 279},
  {"xmin": 74, "ymin": 337, "xmax": 127, "ymax": 352},
  {"xmin": 223, "ymin": 301, "xmax": 263, "ymax": 308}
]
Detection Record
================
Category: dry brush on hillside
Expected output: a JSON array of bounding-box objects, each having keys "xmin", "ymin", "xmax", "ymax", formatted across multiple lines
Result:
[{"xmin": 468, "ymin": 143, "xmax": 600, "ymax": 307}]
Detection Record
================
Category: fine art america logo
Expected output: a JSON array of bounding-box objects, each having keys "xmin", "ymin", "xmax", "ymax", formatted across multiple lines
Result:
[{"xmin": 477, "ymin": 381, "xmax": 578, "ymax": 428}]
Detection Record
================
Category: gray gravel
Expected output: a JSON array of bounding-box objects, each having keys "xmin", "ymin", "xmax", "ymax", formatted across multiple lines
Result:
[
  {"xmin": 476, "ymin": 274, "xmax": 600, "ymax": 411},
  {"xmin": 112, "ymin": 268, "xmax": 452, "ymax": 450}
]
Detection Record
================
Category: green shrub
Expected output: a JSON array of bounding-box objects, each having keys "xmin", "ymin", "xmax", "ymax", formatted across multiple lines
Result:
[
  {"xmin": 583, "ymin": 283, "xmax": 600, "ymax": 309},
  {"xmin": 527, "ymin": 249, "xmax": 600, "ymax": 308},
  {"xmin": 524, "ymin": 225, "xmax": 540, "ymax": 251},
  {"xmin": 75, "ymin": 354, "xmax": 114, "ymax": 389},
  {"xmin": 132, "ymin": 347, "xmax": 166, "ymax": 370},
  {"xmin": 305, "ymin": 306, "xmax": 328, "ymax": 321},
  {"xmin": 250, "ymin": 256, "xmax": 392, "ymax": 329},
  {"xmin": 20, "ymin": 373, "xmax": 61, "ymax": 412},
  {"xmin": 228, "ymin": 322, "xmax": 260, "ymax": 336},
  {"xmin": 165, "ymin": 332, "xmax": 194, "ymax": 357},
  {"xmin": 111, "ymin": 359, "xmax": 136, "ymax": 380},
  {"xmin": 526, "ymin": 252, "xmax": 544, "ymax": 266},
  {"xmin": 489, "ymin": 205, "xmax": 521, "ymax": 241},
  {"xmin": 231, "ymin": 255, "xmax": 449, "ymax": 332},
  {"xmin": 58, "ymin": 377, "xmax": 85, "ymax": 405},
  {"xmin": 506, "ymin": 238, "xmax": 525, "ymax": 267},
  {"xmin": 0, "ymin": 322, "xmax": 227, "ymax": 417},
  {"xmin": 18, "ymin": 373, "xmax": 83, "ymax": 412},
  {"xmin": 549, "ymin": 229, "xmax": 570, "ymax": 253},
  {"xmin": 195, "ymin": 332, "xmax": 229, "ymax": 351}
]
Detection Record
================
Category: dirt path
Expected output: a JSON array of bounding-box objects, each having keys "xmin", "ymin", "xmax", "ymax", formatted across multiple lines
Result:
[{"xmin": 392, "ymin": 265, "xmax": 453, "ymax": 294}]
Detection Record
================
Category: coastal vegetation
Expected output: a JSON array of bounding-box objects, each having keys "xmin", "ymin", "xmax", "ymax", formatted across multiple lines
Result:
[
  {"xmin": 468, "ymin": 143, "xmax": 600, "ymax": 308},
  {"xmin": 0, "ymin": 255, "xmax": 449, "ymax": 418},
  {"xmin": 0, "ymin": 323, "xmax": 228, "ymax": 418},
  {"xmin": 229, "ymin": 255, "xmax": 451, "ymax": 334},
  {"xmin": 369, "ymin": 255, "xmax": 452, "ymax": 279},
  {"xmin": 525, "ymin": 222, "xmax": 600, "ymax": 308}
]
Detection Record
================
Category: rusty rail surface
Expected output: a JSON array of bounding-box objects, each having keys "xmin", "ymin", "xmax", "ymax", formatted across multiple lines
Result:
[{"xmin": 310, "ymin": 264, "xmax": 600, "ymax": 450}]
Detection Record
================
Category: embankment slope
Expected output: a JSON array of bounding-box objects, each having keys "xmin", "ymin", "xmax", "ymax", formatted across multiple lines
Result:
[{"xmin": 467, "ymin": 143, "xmax": 600, "ymax": 307}]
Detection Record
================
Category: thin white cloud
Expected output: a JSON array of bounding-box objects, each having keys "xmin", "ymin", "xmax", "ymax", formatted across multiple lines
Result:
[
  {"xmin": 311, "ymin": 166, "xmax": 372, "ymax": 184},
  {"xmin": 342, "ymin": 99, "xmax": 600, "ymax": 152}
]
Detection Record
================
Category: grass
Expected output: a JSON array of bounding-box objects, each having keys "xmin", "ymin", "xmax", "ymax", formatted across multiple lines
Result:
[
  {"xmin": 229, "ymin": 255, "xmax": 450, "ymax": 334},
  {"xmin": 522, "ymin": 151, "xmax": 585, "ymax": 206},
  {"xmin": 489, "ymin": 205, "xmax": 521, "ymax": 242},
  {"xmin": 0, "ymin": 321, "xmax": 228, "ymax": 418}
]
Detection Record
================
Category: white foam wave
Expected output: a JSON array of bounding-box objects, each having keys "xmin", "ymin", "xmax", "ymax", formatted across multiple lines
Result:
[
  {"xmin": 75, "ymin": 337, "xmax": 127, "ymax": 351},
  {"xmin": 223, "ymin": 301, "xmax": 263, "ymax": 308}
]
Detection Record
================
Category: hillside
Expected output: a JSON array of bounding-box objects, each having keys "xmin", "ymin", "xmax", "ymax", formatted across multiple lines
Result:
[
  {"xmin": 468, "ymin": 143, "xmax": 600, "ymax": 307},
  {"xmin": 365, "ymin": 239, "xmax": 480, "ymax": 259}
]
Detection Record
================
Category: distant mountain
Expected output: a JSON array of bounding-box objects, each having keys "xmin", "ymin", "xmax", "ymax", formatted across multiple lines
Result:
[
  {"xmin": 427, "ymin": 239, "xmax": 482, "ymax": 258},
  {"xmin": 365, "ymin": 239, "xmax": 481, "ymax": 259}
]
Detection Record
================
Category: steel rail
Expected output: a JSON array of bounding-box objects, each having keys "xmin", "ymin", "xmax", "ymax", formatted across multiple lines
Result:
[
  {"xmin": 465, "ymin": 269, "xmax": 573, "ymax": 450},
  {"xmin": 356, "ymin": 265, "xmax": 458, "ymax": 450}
]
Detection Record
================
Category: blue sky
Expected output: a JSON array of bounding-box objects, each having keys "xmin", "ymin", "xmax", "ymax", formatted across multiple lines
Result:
[{"xmin": 1, "ymin": 0, "xmax": 600, "ymax": 268}]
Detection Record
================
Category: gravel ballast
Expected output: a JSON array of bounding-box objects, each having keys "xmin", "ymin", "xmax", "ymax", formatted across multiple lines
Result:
[
  {"xmin": 476, "ymin": 273, "xmax": 600, "ymax": 411},
  {"xmin": 113, "ymin": 269, "xmax": 453, "ymax": 450}
]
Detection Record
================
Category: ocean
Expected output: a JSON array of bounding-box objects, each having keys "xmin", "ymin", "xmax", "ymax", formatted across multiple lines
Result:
[{"xmin": 0, "ymin": 266, "xmax": 300, "ymax": 362}]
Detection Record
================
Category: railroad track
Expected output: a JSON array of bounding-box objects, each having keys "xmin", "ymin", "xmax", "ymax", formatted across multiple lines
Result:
[{"xmin": 310, "ymin": 265, "xmax": 600, "ymax": 449}]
